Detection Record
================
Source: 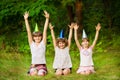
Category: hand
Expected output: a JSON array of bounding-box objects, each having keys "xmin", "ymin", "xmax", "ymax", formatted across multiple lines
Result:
[
  {"xmin": 44, "ymin": 10, "xmax": 49, "ymax": 18},
  {"xmin": 24, "ymin": 11, "xmax": 29, "ymax": 19},
  {"xmin": 68, "ymin": 22, "xmax": 75, "ymax": 29},
  {"xmin": 49, "ymin": 23, "xmax": 54, "ymax": 30},
  {"xmin": 74, "ymin": 23, "xmax": 79, "ymax": 30},
  {"xmin": 96, "ymin": 23, "xmax": 101, "ymax": 31}
]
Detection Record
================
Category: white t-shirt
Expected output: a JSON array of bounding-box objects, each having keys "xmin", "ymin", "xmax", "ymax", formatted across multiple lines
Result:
[
  {"xmin": 53, "ymin": 46, "xmax": 72, "ymax": 69},
  {"xmin": 79, "ymin": 46, "xmax": 94, "ymax": 66},
  {"xmin": 30, "ymin": 40, "xmax": 46, "ymax": 64}
]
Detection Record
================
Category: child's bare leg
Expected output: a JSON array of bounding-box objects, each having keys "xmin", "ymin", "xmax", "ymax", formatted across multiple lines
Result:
[
  {"xmin": 63, "ymin": 68, "xmax": 71, "ymax": 75},
  {"xmin": 80, "ymin": 72, "xmax": 85, "ymax": 75},
  {"xmin": 29, "ymin": 68, "xmax": 37, "ymax": 76},
  {"xmin": 85, "ymin": 70, "xmax": 91, "ymax": 75},
  {"xmin": 30, "ymin": 72, "xmax": 37, "ymax": 76},
  {"xmin": 38, "ymin": 69, "xmax": 46, "ymax": 76},
  {"xmin": 80, "ymin": 71, "xmax": 86, "ymax": 75},
  {"xmin": 55, "ymin": 69, "xmax": 63, "ymax": 76}
]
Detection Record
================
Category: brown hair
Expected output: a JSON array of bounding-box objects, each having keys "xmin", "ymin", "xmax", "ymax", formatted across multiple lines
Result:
[
  {"xmin": 32, "ymin": 31, "xmax": 43, "ymax": 39},
  {"xmin": 82, "ymin": 38, "xmax": 89, "ymax": 42},
  {"xmin": 56, "ymin": 38, "xmax": 68, "ymax": 47}
]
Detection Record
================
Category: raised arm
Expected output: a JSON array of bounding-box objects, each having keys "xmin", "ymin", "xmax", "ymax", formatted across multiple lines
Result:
[
  {"xmin": 24, "ymin": 11, "xmax": 32, "ymax": 45},
  {"xmin": 49, "ymin": 23, "xmax": 56, "ymax": 49},
  {"xmin": 74, "ymin": 23, "xmax": 81, "ymax": 49},
  {"xmin": 42, "ymin": 10, "xmax": 49, "ymax": 45},
  {"xmin": 68, "ymin": 23, "xmax": 74, "ymax": 48},
  {"xmin": 91, "ymin": 23, "xmax": 101, "ymax": 48}
]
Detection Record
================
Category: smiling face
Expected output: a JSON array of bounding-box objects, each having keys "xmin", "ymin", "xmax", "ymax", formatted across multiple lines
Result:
[
  {"xmin": 56, "ymin": 38, "xmax": 68, "ymax": 49},
  {"xmin": 81, "ymin": 38, "xmax": 89, "ymax": 48},
  {"xmin": 32, "ymin": 32, "xmax": 42, "ymax": 43},
  {"xmin": 33, "ymin": 36, "xmax": 42, "ymax": 43},
  {"xmin": 58, "ymin": 41, "xmax": 66, "ymax": 49}
]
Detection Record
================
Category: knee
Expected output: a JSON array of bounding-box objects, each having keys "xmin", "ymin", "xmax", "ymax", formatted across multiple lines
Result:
[
  {"xmin": 29, "ymin": 68, "xmax": 37, "ymax": 76},
  {"xmin": 38, "ymin": 69, "xmax": 47, "ymax": 76},
  {"xmin": 55, "ymin": 69, "xmax": 63, "ymax": 76},
  {"xmin": 85, "ymin": 70, "xmax": 91, "ymax": 75},
  {"xmin": 63, "ymin": 68, "xmax": 70, "ymax": 75},
  {"xmin": 80, "ymin": 71, "xmax": 86, "ymax": 75}
]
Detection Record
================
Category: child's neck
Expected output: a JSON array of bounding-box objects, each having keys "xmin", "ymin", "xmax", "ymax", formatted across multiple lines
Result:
[
  {"xmin": 58, "ymin": 46, "xmax": 66, "ymax": 49},
  {"xmin": 35, "ymin": 42, "xmax": 40, "ymax": 46},
  {"xmin": 82, "ymin": 46, "xmax": 89, "ymax": 49}
]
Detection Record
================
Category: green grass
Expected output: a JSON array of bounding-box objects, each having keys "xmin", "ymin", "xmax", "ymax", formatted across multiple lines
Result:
[{"xmin": 0, "ymin": 48, "xmax": 120, "ymax": 80}]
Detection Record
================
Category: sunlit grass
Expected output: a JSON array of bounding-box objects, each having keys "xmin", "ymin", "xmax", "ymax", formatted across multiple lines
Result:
[{"xmin": 0, "ymin": 49, "xmax": 120, "ymax": 80}]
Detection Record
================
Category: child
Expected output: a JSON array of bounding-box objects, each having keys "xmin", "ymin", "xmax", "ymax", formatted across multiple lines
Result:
[
  {"xmin": 74, "ymin": 23, "xmax": 101, "ymax": 75},
  {"xmin": 49, "ymin": 23, "xmax": 74, "ymax": 75},
  {"xmin": 23, "ymin": 10, "xmax": 49, "ymax": 76}
]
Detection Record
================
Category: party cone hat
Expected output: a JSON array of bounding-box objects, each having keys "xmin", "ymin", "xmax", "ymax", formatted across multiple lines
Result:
[
  {"xmin": 34, "ymin": 23, "xmax": 39, "ymax": 32},
  {"xmin": 82, "ymin": 29, "xmax": 87, "ymax": 39},
  {"xmin": 59, "ymin": 29, "xmax": 64, "ymax": 38}
]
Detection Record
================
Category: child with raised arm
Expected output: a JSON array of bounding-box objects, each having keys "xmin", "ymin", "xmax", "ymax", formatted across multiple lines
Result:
[
  {"xmin": 49, "ymin": 23, "xmax": 74, "ymax": 75},
  {"xmin": 23, "ymin": 10, "xmax": 49, "ymax": 76},
  {"xmin": 74, "ymin": 23, "xmax": 101, "ymax": 75}
]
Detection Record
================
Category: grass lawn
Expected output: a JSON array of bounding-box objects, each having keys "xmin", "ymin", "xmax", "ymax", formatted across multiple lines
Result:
[{"xmin": 0, "ymin": 48, "xmax": 120, "ymax": 80}]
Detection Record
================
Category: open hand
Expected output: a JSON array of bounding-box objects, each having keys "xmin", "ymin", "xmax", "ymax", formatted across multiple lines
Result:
[
  {"xmin": 44, "ymin": 10, "xmax": 49, "ymax": 18},
  {"xmin": 49, "ymin": 23, "xmax": 54, "ymax": 30},
  {"xmin": 74, "ymin": 23, "xmax": 79, "ymax": 30},
  {"xmin": 96, "ymin": 23, "xmax": 101, "ymax": 31},
  {"xmin": 68, "ymin": 22, "xmax": 75, "ymax": 29},
  {"xmin": 24, "ymin": 11, "xmax": 29, "ymax": 19}
]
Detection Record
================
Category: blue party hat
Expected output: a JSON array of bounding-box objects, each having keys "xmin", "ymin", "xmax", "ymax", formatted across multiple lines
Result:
[
  {"xmin": 59, "ymin": 29, "xmax": 64, "ymax": 38},
  {"xmin": 82, "ymin": 29, "xmax": 87, "ymax": 39}
]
